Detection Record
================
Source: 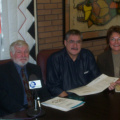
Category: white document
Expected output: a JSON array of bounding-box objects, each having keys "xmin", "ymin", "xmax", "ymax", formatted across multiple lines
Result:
[
  {"xmin": 41, "ymin": 97, "xmax": 85, "ymax": 112},
  {"xmin": 68, "ymin": 74, "xmax": 118, "ymax": 96}
]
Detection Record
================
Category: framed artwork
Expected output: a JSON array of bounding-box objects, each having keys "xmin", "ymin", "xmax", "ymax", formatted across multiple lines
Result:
[{"xmin": 64, "ymin": 0, "xmax": 120, "ymax": 40}]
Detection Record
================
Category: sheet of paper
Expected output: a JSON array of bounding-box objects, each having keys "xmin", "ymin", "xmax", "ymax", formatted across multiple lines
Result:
[
  {"xmin": 68, "ymin": 74, "xmax": 118, "ymax": 96},
  {"xmin": 41, "ymin": 97, "xmax": 85, "ymax": 112}
]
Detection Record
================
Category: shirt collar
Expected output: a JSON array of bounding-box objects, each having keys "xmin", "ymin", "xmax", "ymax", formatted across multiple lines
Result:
[{"xmin": 14, "ymin": 62, "xmax": 26, "ymax": 74}]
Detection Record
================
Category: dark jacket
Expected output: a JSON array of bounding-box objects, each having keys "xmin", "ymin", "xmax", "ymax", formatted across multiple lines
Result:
[
  {"xmin": 97, "ymin": 50, "xmax": 114, "ymax": 77},
  {"xmin": 46, "ymin": 48, "xmax": 101, "ymax": 97},
  {"xmin": 0, "ymin": 61, "xmax": 51, "ymax": 117}
]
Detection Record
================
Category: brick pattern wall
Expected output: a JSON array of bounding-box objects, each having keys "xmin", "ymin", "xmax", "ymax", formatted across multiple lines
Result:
[{"xmin": 36, "ymin": 0, "xmax": 108, "ymax": 58}]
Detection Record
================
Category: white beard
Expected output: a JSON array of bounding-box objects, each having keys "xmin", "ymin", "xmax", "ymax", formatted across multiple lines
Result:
[{"xmin": 13, "ymin": 58, "xmax": 29, "ymax": 67}]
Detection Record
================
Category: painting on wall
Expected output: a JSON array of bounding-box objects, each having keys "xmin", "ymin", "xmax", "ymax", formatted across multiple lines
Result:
[{"xmin": 64, "ymin": 0, "xmax": 120, "ymax": 40}]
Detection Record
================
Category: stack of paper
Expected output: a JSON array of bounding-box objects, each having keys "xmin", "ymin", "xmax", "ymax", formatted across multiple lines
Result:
[
  {"xmin": 68, "ymin": 74, "xmax": 118, "ymax": 96},
  {"xmin": 41, "ymin": 97, "xmax": 85, "ymax": 112}
]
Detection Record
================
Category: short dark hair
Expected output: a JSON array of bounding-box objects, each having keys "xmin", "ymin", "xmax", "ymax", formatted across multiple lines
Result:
[
  {"xmin": 65, "ymin": 29, "xmax": 83, "ymax": 41},
  {"xmin": 107, "ymin": 25, "xmax": 120, "ymax": 44}
]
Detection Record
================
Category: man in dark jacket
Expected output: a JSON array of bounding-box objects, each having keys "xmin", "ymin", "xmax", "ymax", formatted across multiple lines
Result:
[
  {"xmin": 46, "ymin": 29, "xmax": 101, "ymax": 97},
  {"xmin": 0, "ymin": 40, "xmax": 51, "ymax": 117}
]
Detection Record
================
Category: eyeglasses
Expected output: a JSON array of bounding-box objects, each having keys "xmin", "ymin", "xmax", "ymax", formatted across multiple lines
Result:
[
  {"xmin": 67, "ymin": 40, "xmax": 82, "ymax": 44},
  {"xmin": 110, "ymin": 37, "xmax": 120, "ymax": 42}
]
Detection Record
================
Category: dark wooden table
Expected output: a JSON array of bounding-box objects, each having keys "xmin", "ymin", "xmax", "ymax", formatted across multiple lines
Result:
[{"xmin": 2, "ymin": 90, "xmax": 120, "ymax": 120}]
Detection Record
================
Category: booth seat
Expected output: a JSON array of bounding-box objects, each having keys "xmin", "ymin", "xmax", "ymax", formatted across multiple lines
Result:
[
  {"xmin": 0, "ymin": 48, "xmax": 61, "ymax": 84},
  {"xmin": 37, "ymin": 49, "xmax": 60, "ymax": 84},
  {"xmin": 0, "ymin": 59, "xmax": 11, "ymax": 65}
]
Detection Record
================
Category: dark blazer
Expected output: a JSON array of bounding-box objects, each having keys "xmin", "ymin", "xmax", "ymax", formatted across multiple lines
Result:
[
  {"xmin": 0, "ymin": 61, "xmax": 51, "ymax": 117},
  {"xmin": 97, "ymin": 50, "xmax": 114, "ymax": 77}
]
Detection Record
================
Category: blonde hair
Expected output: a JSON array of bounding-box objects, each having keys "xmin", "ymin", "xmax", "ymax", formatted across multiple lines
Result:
[{"xmin": 10, "ymin": 40, "xmax": 29, "ymax": 54}]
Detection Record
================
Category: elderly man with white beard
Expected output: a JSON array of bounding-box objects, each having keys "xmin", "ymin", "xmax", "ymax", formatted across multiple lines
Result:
[{"xmin": 0, "ymin": 40, "xmax": 51, "ymax": 117}]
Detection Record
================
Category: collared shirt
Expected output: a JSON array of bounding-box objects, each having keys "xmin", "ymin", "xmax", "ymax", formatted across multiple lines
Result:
[
  {"xmin": 14, "ymin": 63, "xmax": 28, "ymax": 106},
  {"xmin": 46, "ymin": 48, "xmax": 101, "ymax": 97}
]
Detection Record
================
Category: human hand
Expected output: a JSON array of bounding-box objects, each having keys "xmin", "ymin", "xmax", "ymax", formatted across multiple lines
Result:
[
  {"xmin": 109, "ymin": 78, "xmax": 120, "ymax": 90},
  {"xmin": 115, "ymin": 78, "xmax": 120, "ymax": 84},
  {"xmin": 109, "ymin": 82, "xmax": 117, "ymax": 90},
  {"xmin": 58, "ymin": 91, "xmax": 68, "ymax": 97},
  {"xmin": 115, "ymin": 78, "xmax": 120, "ymax": 92}
]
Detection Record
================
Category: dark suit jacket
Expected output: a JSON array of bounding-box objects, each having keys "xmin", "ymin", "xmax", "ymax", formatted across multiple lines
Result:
[
  {"xmin": 97, "ymin": 50, "xmax": 114, "ymax": 77},
  {"xmin": 0, "ymin": 61, "xmax": 51, "ymax": 117}
]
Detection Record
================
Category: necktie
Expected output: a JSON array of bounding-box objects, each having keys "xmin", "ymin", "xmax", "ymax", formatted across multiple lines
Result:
[{"xmin": 21, "ymin": 68, "xmax": 33, "ymax": 107}]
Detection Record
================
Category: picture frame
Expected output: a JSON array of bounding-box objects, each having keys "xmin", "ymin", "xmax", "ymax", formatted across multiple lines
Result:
[{"xmin": 63, "ymin": 0, "xmax": 120, "ymax": 41}]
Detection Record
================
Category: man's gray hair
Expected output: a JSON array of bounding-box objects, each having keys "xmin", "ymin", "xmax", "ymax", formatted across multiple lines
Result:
[
  {"xmin": 65, "ymin": 29, "xmax": 83, "ymax": 41},
  {"xmin": 10, "ymin": 40, "xmax": 29, "ymax": 54}
]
